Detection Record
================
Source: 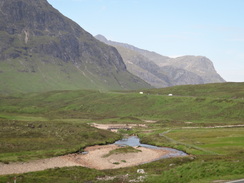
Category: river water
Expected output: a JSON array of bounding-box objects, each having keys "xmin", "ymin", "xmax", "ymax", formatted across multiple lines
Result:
[{"xmin": 114, "ymin": 136, "xmax": 187, "ymax": 159}]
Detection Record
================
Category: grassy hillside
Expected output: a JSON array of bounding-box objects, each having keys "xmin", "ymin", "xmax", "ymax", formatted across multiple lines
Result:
[
  {"xmin": 0, "ymin": 83, "xmax": 243, "ymax": 123},
  {"xmin": 144, "ymin": 82, "xmax": 244, "ymax": 99},
  {"xmin": 0, "ymin": 56, "xmax": 151, "ymax": 94}
]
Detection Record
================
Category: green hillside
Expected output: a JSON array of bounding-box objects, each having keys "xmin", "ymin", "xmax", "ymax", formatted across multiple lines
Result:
[
  {"xmin": 0, "ymin": 56, "xmax": 150, "ymax": 94},
  {"xmin": 0, "ymin": 82, "xmax": 243, "ymax": 123},
  {"xmin": 144, "ymin": 82, "xmax": 244, "ymax": 99}
]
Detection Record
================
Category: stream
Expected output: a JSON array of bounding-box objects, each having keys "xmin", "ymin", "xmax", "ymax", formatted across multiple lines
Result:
[{"xmin": 114, "ymin": 136, "xmax": 188, "ymax": 159}]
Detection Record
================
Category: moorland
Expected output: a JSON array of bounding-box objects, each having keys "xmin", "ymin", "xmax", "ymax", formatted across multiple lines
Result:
[{"xmin": 0, "ymin": 82, "xmax": 244, "ymax": 183}]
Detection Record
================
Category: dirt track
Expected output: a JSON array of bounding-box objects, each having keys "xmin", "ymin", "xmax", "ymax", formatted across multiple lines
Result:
[{"xmin": 0, "ymin": 144, "xmax": 171, "ymax": 175}]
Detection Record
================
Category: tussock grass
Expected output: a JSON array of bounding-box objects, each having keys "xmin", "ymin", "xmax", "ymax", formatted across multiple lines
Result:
[
  {"xmin": 0, "ymin": 119, "xmax": 120, "ymax": 163},
  {"xmin": 102, "ymin": 146, "xmax": 142, "ymax": 158},
  {"xmin": 0, "ymin": 167, "xmax": 105, "ymax": 183},
  {"xmin": 0, "ymin": 84, "xmax": 243, "ymax": 123},
  {"xmin": 145, "ymin": 156, "xmax": 244, "ymax": 183},
  {"xmin": 144, "ymin": 82, "xmax": 244, "ymax": 99}
]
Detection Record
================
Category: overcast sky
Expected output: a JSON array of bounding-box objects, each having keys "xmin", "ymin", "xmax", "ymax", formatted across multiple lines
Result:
[{"xmin": 47, "ymin": 0, "xmax": 244, "ymax": 82}]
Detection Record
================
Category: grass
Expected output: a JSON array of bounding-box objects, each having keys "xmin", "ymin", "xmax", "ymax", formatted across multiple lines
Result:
[
  {"xmin": 143, "ymin": 82, "xmax": 244, "ymax": 99},
  {"xmin": 139, "ymin": 126, "xmax": 244, "ymax": 155},
  {"xmin": 0, "ymin": 166, "xmax": 106, "ymax": 183},
  {"xmin": 0, "ymin": 83, "xmax": 243, "ymax": 182},
  {"xmin": 134, "ymin": 121, "xmax": 244, "ymax": 182},
  {"xmin": 165, "ymin": 128, "xmax": 244, "ymax": 155},
  {"xmin": 0, "ymin": 84, "xmax": 243, "ymax": 123},
  {"xmin": 102, "ymin": 146, "xmax": 142, "ymax": 158},
  {"xmin": 0, "ymin": 54, "xmax": 151, "ymax": 94},
  {"xmin": 145, "ymin": 155, "xmax": 244, "ymax": 183},
  {"xmin": 0, "ymin": 119, "xmax": 120, "ymax": 163}
]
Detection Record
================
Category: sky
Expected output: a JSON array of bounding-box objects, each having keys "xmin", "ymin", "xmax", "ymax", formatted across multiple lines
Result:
[{"xmin": 47, "ymin": 0, "xmax": 244, "ymax": 82}]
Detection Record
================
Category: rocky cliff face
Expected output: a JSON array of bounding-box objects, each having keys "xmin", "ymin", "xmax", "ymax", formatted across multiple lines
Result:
[
  {"xmin": 164, "ymin": 56, "xmax": 225, "ymax": 83},
  {"xmin": 113, "ymin": 45, "xmax": 171, "ymax": 88},
  {"xmin": 95, "ymin": 35, "xmax": 225, "ymax": 88},
  {"xmin": 0, "ymin": 0, "xmax": 151, "ymax": 93},
  {"xmin": 0, "ymin": 0, "xmax": 125, "ymax": 68}
]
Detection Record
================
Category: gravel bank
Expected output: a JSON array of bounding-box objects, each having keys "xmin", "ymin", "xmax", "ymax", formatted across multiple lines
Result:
[{"xmin": 0, "ymin": 144, "xmax": 172, "ymax": 175}]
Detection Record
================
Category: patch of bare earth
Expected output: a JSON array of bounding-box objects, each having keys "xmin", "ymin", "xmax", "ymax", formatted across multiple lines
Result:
[
  {"xmin": 143, "ymin": 120, "xmax": 157, "ymax": 123},
  {"xmin": 0, "ymin": 156, "xmax": 80, "ymax": 175},
  {"xmin": 0, "ymin": 144, "xmax": 172, "ymax": 175},
  {"xmin": 91, "ymin": 123, "xmax": 147, "ymax": 130},
  {"xmin": 67, "ymin": 144, "xmax": 170, "ymax": 170}
]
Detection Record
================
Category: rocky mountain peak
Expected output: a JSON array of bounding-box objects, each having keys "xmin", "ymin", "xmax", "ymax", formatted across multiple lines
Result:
[
  {"xmin": 95, "ymin": 34, "xmax": 109, "ymax": 43},
  {"xmin": 96, "ymin": 35, "xmax": 225, "ymax": 87}
]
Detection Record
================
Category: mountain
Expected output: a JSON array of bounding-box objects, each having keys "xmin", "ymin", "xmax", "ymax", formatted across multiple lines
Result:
[
  {"xmin": 95, "ymin": 35, "xmax": 225, "ymax": 88},
  {"xmin": 161, "ymin": 56, "xmax": 225, "ymax": 84},
  {"xmin": 0, "ymin": 0, "xmax": 151, "ymax": 93}
]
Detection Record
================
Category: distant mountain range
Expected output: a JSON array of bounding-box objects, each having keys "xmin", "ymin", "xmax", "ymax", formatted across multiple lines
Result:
[
  {"xmin": 95, "ymin": 35, "xmax": 225, "ymax": 88},
  {"xmin": 0, "ymin": 0, "xmax": 151, "ymax": 93}
]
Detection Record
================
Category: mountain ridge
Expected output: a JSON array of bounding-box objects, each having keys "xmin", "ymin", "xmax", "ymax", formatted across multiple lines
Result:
[
  {"xmin": 0, "ymin": 0, "xmax": 151, "ymax": 93},
  {"xmin": 95, "ymin": 34, "xmax": 225, "ymax": 88}
]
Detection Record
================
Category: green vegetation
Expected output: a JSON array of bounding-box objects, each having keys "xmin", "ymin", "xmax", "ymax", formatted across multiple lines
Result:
[
  {"xmin": 145, "ymin": 156, "xmax": 244, "ymax": 183},
  {"xmin": 0, "ymin": 83, "xmax": 243, "ymax": 123},
  {"xmin": 144, "ymin": 82, "xmax": 244, "ymax": 99},
  {"xmin": 0, "ymin": 167, "xmax": 106, "ymax": 183},
  {"xmin": 0, "ymin": 119, "xmax": 120, "ymax": 163},
  {"xmin": 137, "ymin": 126, "xmax": 244, "ymax": 156},
  {"xmin": 102, "ymin": 146, "xmax": 142, "ymax": 158},
  {"xmin": 0, "ymin": 57, "xmax": 150, "ymax": 94},
  {"xmin": 0, "ymin": 83, "xmax": 243, "ymax": 182},
  {"xmin": 165, "ymin": 128, "xmax": 244, "ymax": 155},
  {"xmin": 112, "ymin": 162, "xmax": 120, "ymax": 165}
]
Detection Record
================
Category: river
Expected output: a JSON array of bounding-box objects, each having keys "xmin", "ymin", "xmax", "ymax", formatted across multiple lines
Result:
[{"xmin": 114, "ymin": 136, "xmax": 188, "ymax": 159}]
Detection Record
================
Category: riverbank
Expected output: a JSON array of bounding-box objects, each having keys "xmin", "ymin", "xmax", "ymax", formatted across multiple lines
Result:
[
  {"xmin": 66, "ymin": 144, "xmax": 171, "ymax": 170},
  {"xmin": 0, "ymin": 144, "xmax": 174, "ymax": 175}
]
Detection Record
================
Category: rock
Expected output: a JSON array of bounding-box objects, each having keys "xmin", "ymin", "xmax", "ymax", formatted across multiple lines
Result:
[
  {"xmin": 95, "ymin": 35, "xmax": 225, "ymax": 88},
  {"xmin": 137, "ymin": 169, "xmax": 145, "ymax": 174}
]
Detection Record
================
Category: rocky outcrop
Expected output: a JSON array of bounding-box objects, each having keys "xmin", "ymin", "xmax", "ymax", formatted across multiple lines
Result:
[{"xmin": 164, "ymin": 56, "xmax": 225, "ymax": 83}]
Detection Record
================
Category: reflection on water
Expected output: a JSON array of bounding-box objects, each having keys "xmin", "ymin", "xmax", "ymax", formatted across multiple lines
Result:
[
  {"xmin": 114, "ymin": 136, "xmax": 187, "ymax": 159},
  {"xmin": 115, "ymin": 136, "xmax": 141, "ymax": 147}
]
